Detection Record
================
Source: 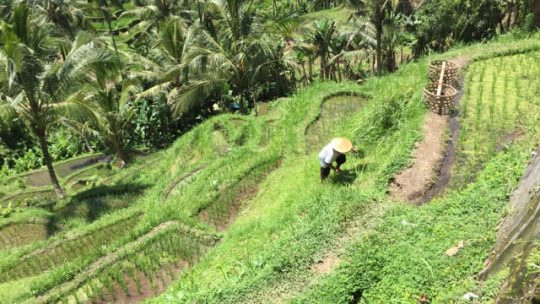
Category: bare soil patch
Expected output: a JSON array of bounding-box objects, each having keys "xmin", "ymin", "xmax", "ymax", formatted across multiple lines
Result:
[
  {"xmin": 495, "ymin": 130, "xmax": 524, "ymax": 152},
  {"xmin": 390, "ymin": 112, "xmax": 449, "ymax": 203},
  {"xmin": 311, "ymin": 253, "xmax": 340, "ymax": 275}
]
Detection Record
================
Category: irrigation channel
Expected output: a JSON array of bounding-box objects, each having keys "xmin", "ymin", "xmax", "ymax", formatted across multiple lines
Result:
[{"xmin": 390, "ymin": 58, "xmax": 466, "ymax": 204}]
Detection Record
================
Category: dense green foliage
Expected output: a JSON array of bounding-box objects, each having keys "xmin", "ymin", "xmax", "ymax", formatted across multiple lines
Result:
[
  {"xmin": 1, "ymin": 0, "xmax": 536, "ymax": 182},
  {"xmin": 0, "ymin": 1, "xmax": 539, "ymax": 303}
]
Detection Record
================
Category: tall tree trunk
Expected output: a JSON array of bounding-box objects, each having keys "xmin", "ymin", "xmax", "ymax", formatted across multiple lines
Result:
[
  {"xmin": 337, "ymin": 60, "xmax": 342, "ymax": 82},
  {"xmin": 112, "ymin": 134, "xmax": 127, "ymax": 168},
  {"xmin": 239, "ymin": 93, "xmax": 246, "ymax": 114},
  {"xmin": 301, "ymin": 63, "xmax": 308, "ymax": 85},
  {"xmin": 320, "ymin": 55, "xmax": 325, "ymax": 79},
  {"xmin": 376, "ymin": 22, "xmax": 383, "ymax": 76},
  {"xmin": 102, "ymin": 8, "xmax": 124, "ymax": 75},
  {"xmin": 308, "ymin": 57, "xmax": 313, "ymax": 81},
  {"xmin": 117, "ymin": 146, "xmax": 127, "ymax": 168},
  {"xmin": 36, "ymin": 129, "xmax": 64, "ymax": 198},
  {"xmin": 506, "ymin": 6, "xmax": 513, "ymax": 31},
  {"xmin": 197, "ymin": 0, "xmax": 203, "ymax": 22},
  {"xmin": 320, "ymin": 55, "xmax": 326, "ymax": 79}
]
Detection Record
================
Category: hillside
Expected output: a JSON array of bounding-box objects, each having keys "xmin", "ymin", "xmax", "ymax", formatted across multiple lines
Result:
[{"xmin": 1, "ymin": 31, "xmax": 539, "ymax": 303}]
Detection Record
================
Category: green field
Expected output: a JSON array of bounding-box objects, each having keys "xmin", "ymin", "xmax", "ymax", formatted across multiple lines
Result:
[{"xmin": 1, "ymin": 21, "xmax": 540, "ymax": 304}]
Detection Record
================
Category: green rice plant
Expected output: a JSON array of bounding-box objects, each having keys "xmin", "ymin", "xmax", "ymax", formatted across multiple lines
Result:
[
  {"xmin": 101, "ymin": 274, "xmax": 116, "ymax": 301},
  {"xmin": 111, "ymin": 266, "xmax": 129, "ymax": 296},
  {"xmin": 166, "ymin": 263, "xmax": 175, "ymax": 281},
  {"xmin": 90, "ymin": 279, "xmax": 105, "ymax": 301},
  {"xmin": 126, "ymin": 265, "xmax": 142, "ymax": 295},
  {"xmin": 72, "ymin": 289, "xmax": 82, "ymax": 304},
  {"xmin": 156, "ymin": 268, "xmax": 167, "ymax": 289}
]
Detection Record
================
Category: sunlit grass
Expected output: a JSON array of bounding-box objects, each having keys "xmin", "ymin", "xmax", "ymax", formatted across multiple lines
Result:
[{"xmin": 454, "ymin": 51, "xmax": 540, "ymax": 188}]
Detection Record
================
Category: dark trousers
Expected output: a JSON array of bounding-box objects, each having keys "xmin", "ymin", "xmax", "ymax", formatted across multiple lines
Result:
[{"xmin": 320, "ymin": 154, "xmax": 346, "ymax": 179}]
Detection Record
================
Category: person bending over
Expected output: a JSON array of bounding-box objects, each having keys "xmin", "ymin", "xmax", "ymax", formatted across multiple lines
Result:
[{"xmin": 318, "ymin": 137, "xmax": 357, "ymax": 182}]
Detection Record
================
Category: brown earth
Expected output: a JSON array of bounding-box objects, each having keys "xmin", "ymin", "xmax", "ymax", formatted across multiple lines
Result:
[
  {"xmin": 89, "ymin": 261, "xmax": 188, "ymax": 304},
  {"xmin": 390, "ymin": 58, "xmax": 469, "ymax": 204},
  {"xmin": 311, "ymin": 253, "xmax": 340, "ymax": 275},
  {"xmin": 390, "ymin": 112, "xmax": 449, "ymax": 203}
]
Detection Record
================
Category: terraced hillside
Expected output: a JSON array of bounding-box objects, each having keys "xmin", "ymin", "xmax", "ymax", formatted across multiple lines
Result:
[{"xmin": 1, "ymin": 33, "xmax": 540, "ymax": 304}]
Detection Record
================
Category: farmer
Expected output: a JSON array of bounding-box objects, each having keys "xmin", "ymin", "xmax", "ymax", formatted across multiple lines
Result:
[{"xmin": 319, "ymin": 137, "xmax": 357, "ymax": 181}]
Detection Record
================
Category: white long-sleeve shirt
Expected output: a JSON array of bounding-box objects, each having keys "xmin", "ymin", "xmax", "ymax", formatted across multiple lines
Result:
[{"xmin": 319, "ymin": 143, "xmax": 339, "ymax": 168}]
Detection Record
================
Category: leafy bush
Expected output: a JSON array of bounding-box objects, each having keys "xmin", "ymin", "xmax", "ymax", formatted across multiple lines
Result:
[
  {"xmin": 12, "ymin": 148, "xmax": 43, "ymax": 173},
  {"xmin": 412, "ymin": 0, "xmax": 503, "ymax": 57},
  {"xmin": 48, "ymin": 128, "xmax": 89, "ymax": 161},
  {"xmin": 129, "ymin": 97, "xmax": 177, "ymax": 149}
]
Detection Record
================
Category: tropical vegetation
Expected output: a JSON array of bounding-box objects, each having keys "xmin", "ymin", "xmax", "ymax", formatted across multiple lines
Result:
[{"xmin": 0, "ymin": 0, "xmax": 539, "ymax": 303}]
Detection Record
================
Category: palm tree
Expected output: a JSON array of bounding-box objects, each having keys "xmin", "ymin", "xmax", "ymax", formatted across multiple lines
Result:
[
  {"xmin": 305, "ymin": 19, "xmax": 336, "ymax": 80},
  {"xmin": 348, "ymin": 0, "xmax": 396, "ymax": 76},
  {"xmin": 136, "ymin": 17, "xmax": 189, "ymax": 101},
  {"xmin": 72, "ymin": 64, "xmax": 140, "ymax": 167},
  {"xmin": 328, "ymin": 31, "xmax": 351, "ymax": 81},
  {"xmin": 120, "ymin": 0, "xmax": 181, "ymax": 35},
  {"xmin": 34, "ymin": 0, "xmax": 95, "ymax": 39},
  {"xmin": 0, "ymin": 4, "xmax": 117, "ymax": 197},
  {"xmin": 172, "ymin": 0, "xmax": 283, "ymax": 116}
]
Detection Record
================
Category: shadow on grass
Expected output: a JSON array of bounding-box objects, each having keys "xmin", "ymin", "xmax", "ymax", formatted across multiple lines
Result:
[
  {"xmin": 46, "ymin": 183, "xmax": 149, "ymax": 234},
  {"xmin": 331, "ymin": 163, "xmax": 367, "ymax": 185}
]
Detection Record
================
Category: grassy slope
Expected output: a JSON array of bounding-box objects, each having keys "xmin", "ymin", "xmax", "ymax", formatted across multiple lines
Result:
[
  {"xmin": 292, "ymin": 37, "xmax": 540, "ymax": 303},
  {"xmin": 145, "ymin": 33, "xmax": 540, "ymax": 303},
  {"xmin": 147, "ymin": 54, "xmax": 427, "ymax": 302},
  {"xmin": 2, "ymin": 31, "xmax": 539, "ymax": 303}
]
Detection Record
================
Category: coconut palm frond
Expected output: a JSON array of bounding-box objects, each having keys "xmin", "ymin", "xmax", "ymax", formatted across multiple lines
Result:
[
  {"xmin": 52, "ymin": 90, "xmax": 100, "ymax": 126},
  {"xmin": 137, "ymin": 82, "xmax": 173, "ymax": 100},
  {"xmin": 169, "ymin": 76, "xmax": 225, "ymax": 119}
]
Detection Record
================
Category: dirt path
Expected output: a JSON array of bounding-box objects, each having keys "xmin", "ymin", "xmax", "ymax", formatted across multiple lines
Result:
[
  {"xmin": 390, "ymin": 112, "xmax": 448, "ymax": 203},
  {"xmin": 391, "ymin": 58, "xmax": 469, "ymax": 204}
]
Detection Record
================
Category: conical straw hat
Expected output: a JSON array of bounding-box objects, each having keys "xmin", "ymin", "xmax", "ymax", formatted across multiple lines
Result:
[{"xmin": 331, "ymin": 137, "xmax": 352, "ymax": 153}]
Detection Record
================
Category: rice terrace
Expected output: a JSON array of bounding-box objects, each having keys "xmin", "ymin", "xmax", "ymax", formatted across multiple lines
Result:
[{"xmin": 0, "ymin": 0, "xmax": 540, "ymax": 303}]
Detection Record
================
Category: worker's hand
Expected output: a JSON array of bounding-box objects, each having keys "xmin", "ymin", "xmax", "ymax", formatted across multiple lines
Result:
[
  {"xmin": 351, "ymin": 147, "xmax": 359, "ymax": 153},
  {"xmin": 335, "ymin": 168, "xmax": 342, "ymax": 174}
]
